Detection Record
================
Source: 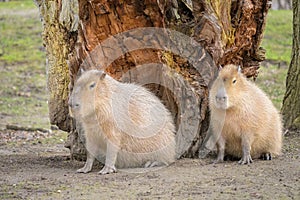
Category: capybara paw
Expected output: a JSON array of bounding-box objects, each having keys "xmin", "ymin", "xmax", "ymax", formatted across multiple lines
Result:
[
  {"xmin": 238, "ymin": 155, "xmax": 253, "ymax": 165},
  {"xmin": 261, "ymin": 153, "xmax": 272, "ymax": 160},
  {"xmin": 98, "ymin": 165, "xmax": 117, "ymax": 175},
  {"xmin": 198, "ymin": 147, "xmax": 211, "ymax": 159},
  {"xmin": 213, "ymin": 158, "xmax": 224, "ymax": 164},
  {"xmin": 76, "ymin": 166, "xmax": 92, "ymax": 173}
]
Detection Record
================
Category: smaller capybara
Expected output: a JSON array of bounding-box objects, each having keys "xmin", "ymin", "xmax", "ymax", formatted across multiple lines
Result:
[
  {"xmin": 68, "ymin": 69, "xmax": 176, "ymax": 174},
  {"xmin": 203, "ymin": 64, "xmax": 282, "ymax": 164}
]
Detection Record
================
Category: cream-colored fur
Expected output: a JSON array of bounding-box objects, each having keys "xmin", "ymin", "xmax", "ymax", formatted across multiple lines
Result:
[
  {"xmin": 69, "ymin": 70, "xmax": 176, "ymax": 174},
  {"xmin": 208, "ymin": 64, "xmax": 282, "ymax": 164}
]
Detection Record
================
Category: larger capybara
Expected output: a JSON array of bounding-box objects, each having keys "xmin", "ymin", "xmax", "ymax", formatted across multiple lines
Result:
[
  {"xmin": 206, "ymin": 64, "xmax": 282, "ymax": 164},
  {"xmin": 69, "ymin": 69, "xmax": 176, "ymax": 174}
]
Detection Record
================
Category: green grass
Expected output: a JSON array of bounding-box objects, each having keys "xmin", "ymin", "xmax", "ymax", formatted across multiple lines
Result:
[
  {"xmin": 41, "ymin": 130, "xmax": 68, "ymax": 145},
  {"xmin": 256, "ymin": 65, "xmax": 287, "ymax": 110},
  {"xmin": 0, "ymin": 4, "xmax": 44, "ymax": 64},
  {"xmin": 0, "ymin": 0, "xmax": 36, "ymax": 9},
  {"xmin": 257, "ymin": 9, "xmax": 293, "ymax": 110},
  {"xmin": 261, "ymin": 10, "xmax": 293, "ymax": 64},
  {"xmin": 0, "ymin": 0, "xmax": 49, "ymax": 129}
]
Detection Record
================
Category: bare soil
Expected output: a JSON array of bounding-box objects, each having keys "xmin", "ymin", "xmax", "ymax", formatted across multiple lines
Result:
[{"xmin": 0, "ymin": 131, "xmax": 299, "ymax": 200}]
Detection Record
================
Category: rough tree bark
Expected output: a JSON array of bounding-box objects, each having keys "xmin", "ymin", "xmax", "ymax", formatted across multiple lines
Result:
[
  {"xmin": 37, "ymin": 0, "xmax": 272, "ymax": 160},
  {"xmin": 282, "ymin": 0, "xmax": 300, "ymax": 131},
  {"xmin": 35, "ymin": 0, "xmax": 78, "ymax": 132}
]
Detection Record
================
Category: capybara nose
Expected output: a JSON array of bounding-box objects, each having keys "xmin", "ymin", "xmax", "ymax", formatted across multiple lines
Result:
[
  {"xmin": 68, "ymin": 99, "xmax": 79, "ymax": 108},
  {"xmin": 216, "ymin": 87, "xmax": 227, "ymax": 102},
  {"xmin": 70, "ymin": 103, "xmax": 80, "ymax": 108},
  {"xmin": 216, "ymin": 95, "xmax": 227, "ymax": 102}
]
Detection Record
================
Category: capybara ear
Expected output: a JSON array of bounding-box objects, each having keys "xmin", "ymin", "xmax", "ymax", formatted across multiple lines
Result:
[
  {"xmin": 77, "ymin": 68, "xmax": 85, "ymax": 77},
  {"xmin": 100, "ymin": 71, "xmax": 106, "ymax": 80},
  {"xmin": 237, "ymin": 65, "xmax": 242, "ymax": 74}
]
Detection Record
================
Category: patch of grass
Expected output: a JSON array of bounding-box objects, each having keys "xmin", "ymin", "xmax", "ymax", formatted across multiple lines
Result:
[
  {"xmin": 0, "ymin": 0, "xmax": 36, "ymax": 9},
  {"xmin": 0, "ymin": 95, "xmax": 49, "ymax": 127},
  {"xmin": 262, "ymin": 10, "xmax": 293, "ymax": 64},
  {"xmin": 41, "ymin": 130, "xmax": 68, "ymax": 145},
  {"xmin": 256, "ymin": 65, "xmax": 287, "ymax": 110},
  {"xmin": 0, "ymin": 0, "xmax": 48, "ymax": 129},
  {"xmin": 0, "ymin": 6, "xmax": 44, "ymax": 64},
  {"xmin": 257, "ymin": 10, "xmax": 293, "ymax": 111}
]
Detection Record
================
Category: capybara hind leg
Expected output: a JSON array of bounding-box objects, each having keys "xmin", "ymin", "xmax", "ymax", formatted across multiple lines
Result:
[
  {"xmin": 238, "ymin": 135, "xmax": 253, "ymax": 165},
  {"xmin": 214, "ymin": 136, "xmax": 225, "ymax": 163},
  {"xmin": 261, "ymin": 153, "xmax": 272, "ymax": 160},
  {"xmin": 99, "ymin": 141, "xmax": 118, "ymax": 175},
  {"xmin": 77, "ymin": 152, "xmax": 95, "ymax": 173}
]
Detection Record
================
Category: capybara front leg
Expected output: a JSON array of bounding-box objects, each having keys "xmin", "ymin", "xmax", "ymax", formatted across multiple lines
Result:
[
  {"xmin": 215, "ymin": 136, "xmax": 225, "ymax": 163},
  {"xmin": 99, "ymin": 141, "xmax": 118, "ymax": 175},
  {"xmin": 77, "ymin": 151, "xmax": 95, "ymax": 173},
  {"xmin": 239, "ymin": 135, "xmax": 253, "ymax": 164},
  {"xmin": 199, "ymin": 127, "xmax": 216, "ymax": 159}
]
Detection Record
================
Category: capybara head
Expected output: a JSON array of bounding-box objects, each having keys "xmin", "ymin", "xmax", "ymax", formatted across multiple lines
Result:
[
  {"xmin": 68, "ymin": 70, "xmax": 106, "ymax": 118},
  {"xmin": 211, "ymin": 64, "xmax": 246, "ymax": 110}
]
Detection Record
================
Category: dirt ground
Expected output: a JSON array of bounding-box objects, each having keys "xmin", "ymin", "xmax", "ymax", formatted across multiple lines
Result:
[{"xmin": 0, "ymin": 131, "xmax": 299, "ymax": 200}]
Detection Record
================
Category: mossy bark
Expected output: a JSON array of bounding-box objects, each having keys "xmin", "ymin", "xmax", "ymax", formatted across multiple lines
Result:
[
  {"xmin": 282, "ymin": 0, "xmax": 300, "ymax": 131},
  {"xmin": 35, "ymin": 0, "xmax": 78, "ymax": 132}
]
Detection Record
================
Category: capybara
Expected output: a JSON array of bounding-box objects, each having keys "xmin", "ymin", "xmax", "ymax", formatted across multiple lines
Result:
[
  {"xmin": 69, "ymin": 69, "xmax": 176, "ymax": 174},
  {"xmin": 203, "ymin": 64, "xmax": 282, "ymax": 164}
]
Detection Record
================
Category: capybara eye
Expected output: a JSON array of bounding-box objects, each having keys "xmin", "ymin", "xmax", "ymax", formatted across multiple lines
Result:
[
  {"xmin": 232, "ymin": 79, "xmax": 237, "ymax": 84},
  {"xmin": 89, "ymin": 82, "xmax": 96, "ymax": 89}
]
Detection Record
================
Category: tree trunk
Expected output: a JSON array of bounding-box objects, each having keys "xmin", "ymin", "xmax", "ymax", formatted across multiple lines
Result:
[
  {"xmin": 35, "ymin": 0, "xmax": 78, "ymax": 132},
  {"xmin": 282, "ymin": 0, "xmax": 300, "ymax": 131},
  {"xmin": 37, "ymin": 0, "xmax": 271, "ymax": 160}
]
